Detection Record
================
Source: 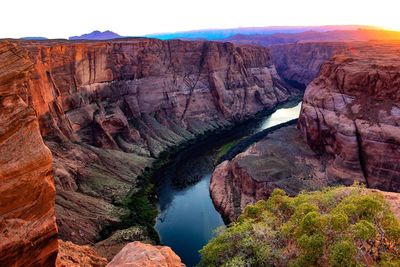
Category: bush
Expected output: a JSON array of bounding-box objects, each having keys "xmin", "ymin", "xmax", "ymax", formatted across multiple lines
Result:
[
  {"xmin": 329, "ymin": 240, "xmax": 356, "ymax": 267},
  {"xmin": 199, "ymin": 186, "xmax": 400, "ymax": 266}
]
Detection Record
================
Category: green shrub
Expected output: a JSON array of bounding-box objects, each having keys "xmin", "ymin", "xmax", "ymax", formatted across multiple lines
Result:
[
  {"xmin": 199, "ymin": 186, "xmax": 400, "ymax": 267},
  {"xmin": 329, "ymin": 240, "xmax": 356, "ymax": 267},
  {"xmin": 352, "ymin": 220, "xmax": 376, "ymax": 240}
]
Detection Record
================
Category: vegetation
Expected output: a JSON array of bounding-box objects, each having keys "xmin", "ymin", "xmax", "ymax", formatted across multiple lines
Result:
[
  {"xmin": 199, "ymin": 185, "xmax": 400, "ymax": 267},
  {"xmin": 215, "ymin": 139, "xmax": 241, "ymax": 163}
]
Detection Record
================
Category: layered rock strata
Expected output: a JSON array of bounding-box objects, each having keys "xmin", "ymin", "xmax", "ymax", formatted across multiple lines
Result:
[
  {"xmin": 0, "ymin": 42, "xmax": 58, "ymax": 265},
  {"xmin": 298, "ymin": 42, "xmax": 400, "ymax": 192}
]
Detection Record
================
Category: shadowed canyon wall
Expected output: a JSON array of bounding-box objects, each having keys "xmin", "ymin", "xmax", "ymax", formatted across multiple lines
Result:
[
  {"xmin": 1, "ymin": 38, "xmax": 294, "ymax": 252},
  {"xmin": 269, "ymin": 42, "xmax": 357, "ymax": 88}
]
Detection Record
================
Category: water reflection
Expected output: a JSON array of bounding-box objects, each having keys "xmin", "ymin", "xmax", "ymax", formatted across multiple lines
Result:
[{"xmin": 154, "ymin": 101, "xmax": 302, "ymax": 266}]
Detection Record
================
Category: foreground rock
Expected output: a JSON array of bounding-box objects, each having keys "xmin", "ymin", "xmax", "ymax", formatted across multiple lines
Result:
[
  {"xmin": 107, "ymin": 241, "xmax": 185, "ymax": 267},
  {"xmin": 298, "ymin": 42, "xmax": 400, "ymax": 192},
  {"xmin": 211, "ymin": 125, "xmax": 328, "ymax": 221},
  {"xmin": 57, "ymin": 240, "xmax": 108, "ymax": 267},
  {"xmin": 0, "ymin": 42, "xmax": 58, "ymax": 265}
]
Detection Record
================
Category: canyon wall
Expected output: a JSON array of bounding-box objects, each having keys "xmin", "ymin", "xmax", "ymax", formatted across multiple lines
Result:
[
  {"xmin": 211, "ymin": 41, "xmax": 400, "ymax": 221},
  {"xmin": 0, "ymin": 42, "xmax": 58, "ymax": 265},
  {"xmin": 298, "ymin": 42, "xmax": 400, "ymax": 192},
  {"xmin": 269, "ymin": 42, "xmax": 356, "ymax": 87},
  {"xmin": 6, "ymin": 38, "xmax": 293, "ymax": 247}
]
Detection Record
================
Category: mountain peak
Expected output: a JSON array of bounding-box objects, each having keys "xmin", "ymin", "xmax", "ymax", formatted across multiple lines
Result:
[{"xmin": 69, "ymin": 30, "xmax": 122, "ymax": 40}]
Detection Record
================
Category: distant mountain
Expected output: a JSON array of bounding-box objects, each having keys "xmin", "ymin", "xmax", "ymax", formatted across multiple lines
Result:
[
  {"xmin": 226, "ymin": 29, "xmax": 400, "ymax": 46},
  {"xmin": 20, "ymin": 37, "xmax": 48, "ymax": 40},
  {"xmin": 146, "ymin": 25, "xmax": 379, "ymax": 40},
  {"xmin": 69, "ymin": 30, "xmax": 122, "ymax": 40}
]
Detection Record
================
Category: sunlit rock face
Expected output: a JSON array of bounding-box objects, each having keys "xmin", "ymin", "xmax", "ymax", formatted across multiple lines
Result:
[
  {"xmin": 298, "ymin": 42, "xmax": 400, "ymax": 192},
  {"xmin": 0, "ymin": 42, "xmax": 58, "ymax": 266},
  {"xmin": 2, "ymin": 38, "xmax": 293, "ymax": 246}
]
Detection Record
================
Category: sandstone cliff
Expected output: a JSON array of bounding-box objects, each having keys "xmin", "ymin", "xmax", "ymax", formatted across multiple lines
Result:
[
  {"xmin": 298, "ymin": 42, "xmax": 400, "ymax": 192},
  {"xmin": 0, "ymin": 42, "xmax": 58, "ymax": 265},
  {"xmin": 5, "ymin": 38, "xmax": 293, "ymax": 248}
]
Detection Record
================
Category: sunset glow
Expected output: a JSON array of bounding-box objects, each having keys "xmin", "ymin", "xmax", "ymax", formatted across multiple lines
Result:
[{"xmin": 2, "ymin": 0, "xmax": 400, "ymax": 38}]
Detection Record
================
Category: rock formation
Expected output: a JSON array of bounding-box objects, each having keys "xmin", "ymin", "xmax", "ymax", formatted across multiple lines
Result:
[
  {"xmin": 56, "ymin": 240, "xmax": 108, "ymax": 267},
  {"xmin": 107, "ymin": 241, "xmax": 185, "ymax": 267},
  {"xmin": 0, "ymin": 42, "xmax": 58, "ymax": 265},
  {"xmin": 0, "ymin": 38, "xmax": 294, "ymax": 253},
  {"xmin": 211, "ymin": 126, "xmax": 329, "ymax": 221},
  {"xmin": 298, "ymin": 42, "xmax": 400, "ymax": 192}
]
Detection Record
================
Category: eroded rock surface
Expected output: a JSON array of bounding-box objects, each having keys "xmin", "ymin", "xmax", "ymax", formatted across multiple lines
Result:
[
  {"xmin": 298, "ymin": 42, "xmax": 400, "ymax": 192},
  {"xmin": 107, "ymin": 241, "xmax": 185, "ymax": 267},
  {"xmin": 0, "ymin": 42, "xmax": 58, "ymax": 265},
  {"xmin": 57, "ymin": 240, "xmax": 108, "ymax": 267}
]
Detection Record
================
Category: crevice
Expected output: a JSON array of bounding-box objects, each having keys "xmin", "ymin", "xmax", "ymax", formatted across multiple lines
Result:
[{"xmin": 354, "ymin": 122, "xmax": 370, "ymax": 187}]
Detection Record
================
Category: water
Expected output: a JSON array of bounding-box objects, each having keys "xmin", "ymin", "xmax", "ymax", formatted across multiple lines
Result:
[{"xmin": 154, "ymin": 102, "xmax": 302, "ymax": 266}]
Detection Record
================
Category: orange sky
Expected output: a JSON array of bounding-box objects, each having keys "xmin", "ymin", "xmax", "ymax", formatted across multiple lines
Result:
[{"xmin": 2, "ymin": 0, "xmax": 400, "ymax": 38}]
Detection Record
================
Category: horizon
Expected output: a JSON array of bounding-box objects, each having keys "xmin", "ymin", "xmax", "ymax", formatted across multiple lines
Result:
[
  {"xmin": 18, "ymin": 24, "xmax": 390, "ymax": 40},
  {"xmin": 3, "ymin": 0, "xmax": 400, "ymax": 39}
]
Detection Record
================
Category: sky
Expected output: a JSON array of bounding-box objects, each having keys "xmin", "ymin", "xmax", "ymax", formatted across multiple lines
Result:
[{"xmin": 2, "ymin": 0, "xmax": 400, "ymax": 39}]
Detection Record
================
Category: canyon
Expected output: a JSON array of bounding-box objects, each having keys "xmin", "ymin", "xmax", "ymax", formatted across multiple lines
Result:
[
  {"xmin": 0, "ymin": 38, "xmax": 296, "ymax": 265},
  {"xmin": 1, "ymin": 34, "xmax": 399, "ymax": 266},
  {"xmin": 211, "ymin": 41, "xmax": 400, "ymax": 222},
  {"xmin": 22, "ymin": 38, "xmax": 294, "ymax": 246}
]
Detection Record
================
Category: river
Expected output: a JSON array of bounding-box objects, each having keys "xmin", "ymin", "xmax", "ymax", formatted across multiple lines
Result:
[{"xmin": 154, "ymin": 102, "xmax": 302, "ymax": 266}]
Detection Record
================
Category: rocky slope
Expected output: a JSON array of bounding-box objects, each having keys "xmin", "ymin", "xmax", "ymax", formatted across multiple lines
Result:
[
  {"xmin": 2, "ymin": 38, "xmax": 294, "ymax": 250},
  {"xmin": 211, "ymin": 41, "xmax": 400, "ymax": 221},
  {"xmin": 0, "ymin": 42, "xmax": 58, "ymax": 265}
]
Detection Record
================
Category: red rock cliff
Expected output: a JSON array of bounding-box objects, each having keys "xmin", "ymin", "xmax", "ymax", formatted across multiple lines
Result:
[
  {"xmin": 7, "ymin": 38, "xmax": 293, "ymax": 246},
  {"xmin": 0, "ymin": 42, "xmax": 58, "ymax": 265},
  {"xmin": 298, "ymin": 42, "xmax": 400, "ymax": 192}
]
